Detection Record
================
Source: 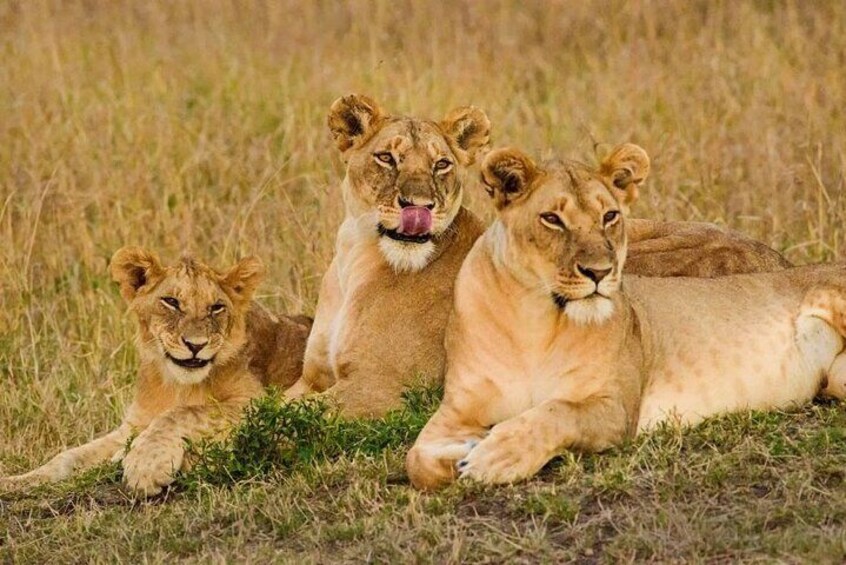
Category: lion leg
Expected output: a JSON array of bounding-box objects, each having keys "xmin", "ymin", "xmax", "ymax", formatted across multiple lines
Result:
[
  {"xmin": 801, "ymin": 287, "xmax": 846, "ymax": 398},
  {"xmin": 457, "ymin": 396, "xmax": 628, "ymax": 485},
  {"xmin": 0, "ymin": 425, "xmax": 132, "ymax": 490},
  {"xmin": 121, "ymin": 401, "xmax": 248, "ymax": 497},
  {"xmin": 406, "ymin": 404, "xmax": 488, "ymax": 491},
  {"xmin": 820, "ymin": 353, "xmax": 846, "ymax": 399}
]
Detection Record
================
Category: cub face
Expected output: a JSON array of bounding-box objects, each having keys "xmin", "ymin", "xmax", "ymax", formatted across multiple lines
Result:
[
  {"xmin": 481, "ymin": 144, "xmax": 650, "ymax": 325},
  {"xmin": 110, "ymin": 247, "xmax": 264, "ymax": 385},
  {"xmin": 328, "ymin": 94, "xmax": 491, "ymax": 272}
]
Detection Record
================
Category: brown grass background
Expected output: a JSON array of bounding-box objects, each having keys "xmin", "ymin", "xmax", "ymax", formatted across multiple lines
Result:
[{"xmin": 1, "ymin": 0, "xmax": 845, "ymax": 467}]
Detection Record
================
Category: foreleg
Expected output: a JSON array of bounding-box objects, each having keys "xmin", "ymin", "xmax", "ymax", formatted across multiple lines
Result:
[{"xmin": 0, "ymin": 425, "xmax": 132, "ymax": 490}]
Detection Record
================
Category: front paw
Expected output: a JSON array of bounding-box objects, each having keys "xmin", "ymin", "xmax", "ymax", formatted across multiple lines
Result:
[
  {"xmin": 457, "ymin": 428, "xmax": 547, "ymax": 485},
  {"xmin": 121, "ymin": 440, "xmax": 184, "ymax": 497}
]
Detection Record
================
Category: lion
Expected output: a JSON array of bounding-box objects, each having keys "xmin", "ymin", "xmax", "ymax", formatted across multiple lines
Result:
[
  {"xmin": 288, "ymin": 94, "xmax": 789, "ymax": 419},
  {"xmin": 0, "ymin": 247, "xmax": 311, "ymax": 496},
  {"xmin": 407, "ymin": 144, "xmax": 846, "ymax": 490}
]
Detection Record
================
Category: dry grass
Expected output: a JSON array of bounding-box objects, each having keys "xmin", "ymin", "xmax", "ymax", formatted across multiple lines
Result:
[{"xmin": 1, "ymin": 0, "xmax": 845, "ymax": 561}]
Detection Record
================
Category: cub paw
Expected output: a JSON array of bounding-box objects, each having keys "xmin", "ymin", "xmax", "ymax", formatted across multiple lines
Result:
[
  {"xmin": 121, "ymin": 441, "xmax": 183, "ymax": 497},
  {"xmin": 457, "ymin": 428, "xmax": 545, "ymax": 485}
]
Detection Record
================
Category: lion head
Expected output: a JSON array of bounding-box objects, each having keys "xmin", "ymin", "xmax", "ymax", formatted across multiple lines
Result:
[
  {"xmin": 328, "ymin": 94, "xmax": 491, "ymax": 272},
  {"xmin": 480, "ymin": 144, "xmax": 650, "ymax": 325},
  {"xmin": 110, "ymin": 247, "xmax": 265, "ymax": 385}
]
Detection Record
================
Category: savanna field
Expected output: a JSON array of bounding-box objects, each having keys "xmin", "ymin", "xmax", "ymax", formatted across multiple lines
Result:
[{"xmin": 1, "ymin": 1, "xmax": 846, "ymax": 561}]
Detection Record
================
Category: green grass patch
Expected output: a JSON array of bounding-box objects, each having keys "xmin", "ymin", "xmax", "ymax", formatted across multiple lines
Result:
[{"xmin": 180, "ymin": 384, "xmax": 442, "ymax": 489}]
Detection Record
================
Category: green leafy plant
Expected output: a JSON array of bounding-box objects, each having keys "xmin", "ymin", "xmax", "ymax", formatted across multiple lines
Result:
[{"xmin": 181, "ymin": 384, "xmax": 443, "ymax": 488}]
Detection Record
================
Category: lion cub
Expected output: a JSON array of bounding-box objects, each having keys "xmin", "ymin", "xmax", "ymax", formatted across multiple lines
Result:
[
  {"xmin": 0, "ymin": 247, "xmax": 310, "ymax": 496},
  {"xmin": 407, "ymin": 144, "xmax": 846, "ymax": 489}
]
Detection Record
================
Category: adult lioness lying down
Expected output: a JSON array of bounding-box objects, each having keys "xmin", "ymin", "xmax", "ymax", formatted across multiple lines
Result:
[
  {"xmin": 0, "ymin": 248, "xmax": 311, "ymax": 496},
  {"xmin": 288, "ymin": 94, "xmax": 788, "ymax": 418},
  {"xmin": 407, "ymin": 145, "xmax": 846, "ymax": 490}
]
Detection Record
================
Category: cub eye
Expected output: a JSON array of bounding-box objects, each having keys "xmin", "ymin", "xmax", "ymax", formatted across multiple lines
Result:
[
  {"xmin": 434, "ymin": 158, "xmax": 452, "ymax": 171},
  {"xmin": 540, "ymin": 213, "xmax": 565, "ymax": 230},
  {"xmin": 603, "ymin": 210, "xmax": 620, "ymax": 225},
  {"xmin": 209, "ymin": 303, "xmax": 226, "ymax": 315},
  {"xmin": 161, "ymin": 297, "xmax": 181, "ymax": 311},
  {"xmin": 374, "ymin": 152, "xmax": 396, "ymax": 166}
]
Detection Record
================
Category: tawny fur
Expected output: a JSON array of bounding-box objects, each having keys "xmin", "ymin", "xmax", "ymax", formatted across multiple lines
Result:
[
  {"xmin": 0, "ymin": 248, "xmax": 310, "ymax": 497},
  {"xmin": 294, "ymin": 95, "xmax": 790, "ymax": 419},
  {"xmin": 407, "ymin": 145, "xmax": 845, "ymax": 490}
]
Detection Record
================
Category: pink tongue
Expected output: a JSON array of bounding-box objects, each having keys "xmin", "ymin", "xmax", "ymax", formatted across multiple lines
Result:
[{"xmin": 398, "ymin": 206, "xmax": 432, "ymax": 236}]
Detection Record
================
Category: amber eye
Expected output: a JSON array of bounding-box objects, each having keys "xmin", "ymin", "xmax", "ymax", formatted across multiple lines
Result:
[
  {"xmin": 209, "ymin": 303, "xmax": 226, "ymax": 315},
  {"xmin": 540, "ymin": 212, "xmax": 565, "ymax": 230},
  {"xmin": 434, "ymin": 158, "xmax": 452, "ymax": 171},
  {"xmin": 603, "ymin": 210, "xmax": 620, "ymax": 225},
  {"xmin": 161, "ymin": 297, "xmax": 181, "ymax": 311},
  {"xmin": 374, "ymin": 152, "xmax": 396, "ymax": 166}
]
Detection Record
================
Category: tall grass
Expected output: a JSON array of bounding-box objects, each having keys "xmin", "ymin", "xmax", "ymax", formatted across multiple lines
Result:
[{"xmin": 1, "ymin": 0, "xmax": 845, "ymax": 469}]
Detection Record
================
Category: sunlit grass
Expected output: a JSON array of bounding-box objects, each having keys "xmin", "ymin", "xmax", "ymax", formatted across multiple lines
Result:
[{"xmin": 1, "ymin": 0, "xmax": 845, "ymax": 561}]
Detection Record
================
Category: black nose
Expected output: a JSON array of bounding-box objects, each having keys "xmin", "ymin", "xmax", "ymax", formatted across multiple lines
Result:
[
  {"xmin": 182, "ymin": 337, "xmax": 208, "ymax": 355},
  {"xmin": 577, "ymin": 265, "xmax": 612, "ymax": 283},
  {"xmin": 398, "ymin": 196, "xmax": 434, "ymax": 209}
]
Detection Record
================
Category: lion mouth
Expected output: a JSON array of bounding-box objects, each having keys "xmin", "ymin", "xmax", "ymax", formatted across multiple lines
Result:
[
  {"xmin": 551, "ymin": 293, "xmax": 569, "ymax": 310},
  {"xmin": 377, "ymin": 224, "xmax": 433, "ymax": 244},
  {"xmin": 166, "ymin": 354, "xmax": 213, "ymax": 370},
  {"xmin": 552, "ymin": 291, "xmax": 611, "ymax": 310}
]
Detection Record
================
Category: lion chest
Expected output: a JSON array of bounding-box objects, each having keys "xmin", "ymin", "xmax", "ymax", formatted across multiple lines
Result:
[
  {"xmin": 451, "ymin": 316, "xmax": 616, "ymax": 426},
  {"xmin": 325, "ymin": 243, "xmax": 456, "ymax": 385}
]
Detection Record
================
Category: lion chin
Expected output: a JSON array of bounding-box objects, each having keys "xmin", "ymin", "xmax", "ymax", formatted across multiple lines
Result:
[
  {"xmin": 563, "ymin": 295, "xmax": 615, "ymax": 326},
  {"xmin": 162, "ymin": 358, "xmax": 213, "ymax": 385},
  {"xmin": 378, "ymin": 237, "xmax": 436, "ymax": 273}
]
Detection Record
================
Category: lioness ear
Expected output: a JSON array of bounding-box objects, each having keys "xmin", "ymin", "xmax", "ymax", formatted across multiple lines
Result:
[
  {"xmin": 480, "ymin": 148, "xmax": 540, "ymax": 210},
  {"xmin": 222, "ymin": 256, "xmax": 265, "ymax": 302},
  {"xmin": 440, "ymin": 106, "xmax": 491, "ymax": 165},
  {"xmin": 327, "ymin": 94, "xmax": 385, "ymax": 153},
  {"xmin": 109, "ymin": 246, "xmax": 165, "ymax": 302},
  {"xmin": 599, "ymin": 143, "xmax": 650, "ymax": 204}
]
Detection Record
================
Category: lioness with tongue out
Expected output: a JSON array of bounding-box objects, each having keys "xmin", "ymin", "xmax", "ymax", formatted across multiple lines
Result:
[{"xmin": 286, "ymin": 94, "xmax": 790, "ymax": 418}]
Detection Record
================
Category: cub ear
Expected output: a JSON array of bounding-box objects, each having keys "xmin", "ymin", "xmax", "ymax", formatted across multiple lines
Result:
[
  {"xmin": 222, "ymin": 256, "xmax": 265, "ymax": 302},
  {"xmin": 327, "ymin": 94, "xmax": 385, "ymax": 153},
  {"xmin": 109, "ymin": 246, "xmax": 165, "ymax": 302},
  {"xmin": 480, "ymin": 148, "xmax": 540, "ymax": 210},
  {"xmin": 599, "ymin": 143, "xmax": 650, "ymax": 204},
  {"xmin": 440, "ymin": 106, "xmax": 491, "ymax": 165}
]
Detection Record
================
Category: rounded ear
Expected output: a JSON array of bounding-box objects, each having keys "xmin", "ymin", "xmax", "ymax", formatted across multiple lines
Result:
[
  {"xmin": 439, "ymin": 106, "xmax": 491, "ymax": 165},
  {"xmin": 222, "ymin": 256, "xmax": 265, "ymax": 302},
  {"xmin": 327, "ymin": 94, "xmax": 385, "ymax": 153},
  {"xmin": 480, "ymin": 148, "xmax": 540, "ymax": 210},
  {"xmin": 109, "ymin": 247, "xmax": 164, "ymax": 302},
  {"xmin": 599, "ymin": 143, "xmax": 650, "ymax": 205}
]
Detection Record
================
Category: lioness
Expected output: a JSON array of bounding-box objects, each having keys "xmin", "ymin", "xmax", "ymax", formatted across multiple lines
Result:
[
  {"xmin": 407, "ymin": 145, "xmax": 846, "ymax": 489},
  {"xmin": 290, "ymin": 95, "xmax": 789, "ymax": 418},
  {"xmin": 0, "ymin": 247, "xmax": 311, "ymax": 496}
]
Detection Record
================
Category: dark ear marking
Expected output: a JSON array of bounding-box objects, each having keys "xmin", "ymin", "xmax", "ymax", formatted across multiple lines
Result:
[
  {"xmin": 109, "ymin": 246, "xmax": 165, "ymax": 302},
  {"xmin": 222, "ymin": 256, "xmax": 265, "ymax": 303},
  {"xmin": 327, "ymin": 94, "xmax": 385, "ymax": 153},
  {"xmin": 480, "ymin": 148, "xmax": 540, "ymax": 210},
  {"xmin": 439, "ymin": 106, "xmax": 491, "ymax": 165},
  {"xmin": 599, "ymin": 143, "xmax": 650, "ymax": 205}
]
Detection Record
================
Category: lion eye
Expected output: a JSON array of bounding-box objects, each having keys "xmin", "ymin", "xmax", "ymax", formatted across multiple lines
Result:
[
  {"xmin": 374, "ymin": 152, "xmax": 396, "ymax": 166},
  {"xmin": 434, "ymin": 158, "xmax": 452, "ymax": 171},
  {"xmin": 161, "ymin": 297, "xmax": 181, "ymax": 311},
  {"xmin": 603, "ymin": 210, "xmax": 620, "ymax": 226},
  {"xmin": 209, "ymin": 303, "xmax": 226, "ymax": 315},
  {"xmin": 539, "ymin": 212, "xmax": 565, "ymax": 230}
]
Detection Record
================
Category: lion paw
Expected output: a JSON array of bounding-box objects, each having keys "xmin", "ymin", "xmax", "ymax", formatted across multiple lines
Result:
[
  {"xmin": 456, "ymin": 429, "xmax": 545, "ymax": 484},
  {"xmin": 121, "ymin": 440, "xmax": 183, "ymax": 497}
]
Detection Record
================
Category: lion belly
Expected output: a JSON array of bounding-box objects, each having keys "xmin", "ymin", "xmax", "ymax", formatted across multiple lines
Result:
[{"xmin": 630, "ymin": 269, "xmax": 845, "ymax": 432}]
